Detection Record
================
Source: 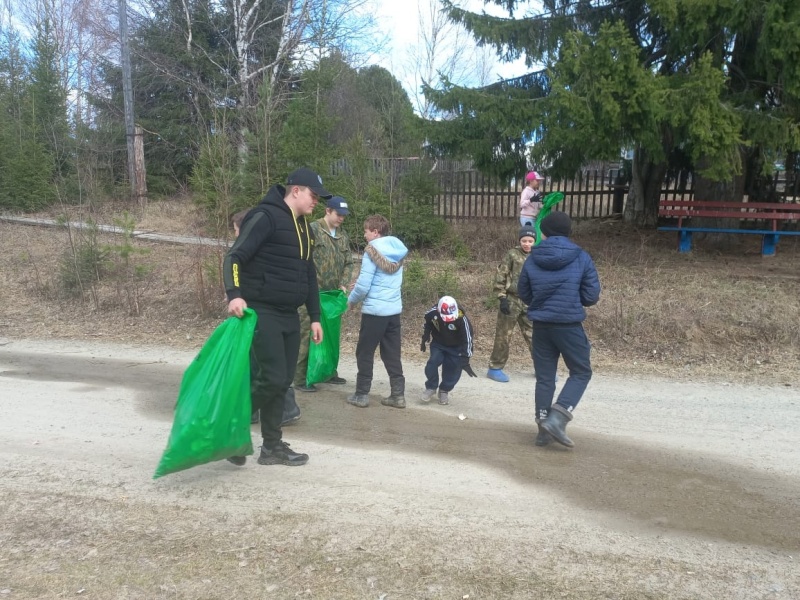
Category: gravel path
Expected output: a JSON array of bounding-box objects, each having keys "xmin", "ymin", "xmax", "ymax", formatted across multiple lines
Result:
[{"xmin": 1, "ymin": 337, "xmax": 798, "ymax": 599}]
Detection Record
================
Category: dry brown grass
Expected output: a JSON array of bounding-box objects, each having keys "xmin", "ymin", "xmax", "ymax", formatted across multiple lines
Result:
[
  {"xmin": 2, "ymin": 199, "xmax": 799, "ymax": 385},
  {"xmin": 1, "ymin": 483, "xmax": 724, "ymax": 600}
]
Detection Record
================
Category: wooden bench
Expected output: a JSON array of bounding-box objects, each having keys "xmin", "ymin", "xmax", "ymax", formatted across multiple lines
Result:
[{"xmin": 658, "ymin": 199, "xmax": 800, "ymax": 256}]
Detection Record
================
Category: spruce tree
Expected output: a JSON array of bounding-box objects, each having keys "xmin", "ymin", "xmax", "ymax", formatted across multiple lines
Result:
[
  {"xmin": 426, "ymin": 0, "xmax": 800, "ymax": 225},
  {"xmin": 0, "ymin": 23, "xmax": 55, "ymax": 210}
]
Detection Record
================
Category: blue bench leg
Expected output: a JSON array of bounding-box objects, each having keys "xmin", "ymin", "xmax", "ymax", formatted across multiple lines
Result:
[
  {"xmin": 678, "ymin": 230, "xmax": 692, "ymax": 253},
  {"xmin": 762, "ymin": 234, "xmax": 779, "ymax": 257}
]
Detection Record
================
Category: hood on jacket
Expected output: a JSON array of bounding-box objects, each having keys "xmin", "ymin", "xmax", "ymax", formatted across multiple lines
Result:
[
  {"xmin": 259, "ymin": 184, "xmax": 291, "ymax": 215},
  {"xmin": 370, "ymin": 236, "xmax": 408, "ymax": 263},
  {"xmin": 532, "ymin": 236, "xmax": 582, "ymax": 271}
]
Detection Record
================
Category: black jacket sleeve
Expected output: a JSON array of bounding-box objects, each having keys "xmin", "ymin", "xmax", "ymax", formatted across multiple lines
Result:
[
  {"xmin": 421, "ymin": 308, "xmax": 436, "ymax": 344},
  {"xmin": 306, "ymin": 259, "xmax": 321, "ymax": 322},
  {"xmin": 223, "ymin": 212, "xmax": 274, "ymax": 301},
  {"xmin": 459, "ymin": 314, "xmax": 474, "ymax": 357}
]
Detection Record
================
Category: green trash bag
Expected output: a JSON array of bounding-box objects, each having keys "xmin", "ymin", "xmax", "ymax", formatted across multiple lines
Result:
[
  {"xmin": 534, "ymin": 191, "xmax": 565, "ymax": 245},
  {"xmin": 153, "ymin": 309, "xmax": 257, "ymax": 479},
  {"xmin": 306, "ymin": 290, "xmax": 349, "ymax": 385}
]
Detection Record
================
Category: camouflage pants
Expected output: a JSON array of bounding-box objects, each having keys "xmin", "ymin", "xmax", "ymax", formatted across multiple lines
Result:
[
  {"xmin": 292, "ymin": 304, "xmax": 339, "ymax": 386},
  {"xmin": 488, "ymin": 295, "xmax": 533, "ymax": 370}
]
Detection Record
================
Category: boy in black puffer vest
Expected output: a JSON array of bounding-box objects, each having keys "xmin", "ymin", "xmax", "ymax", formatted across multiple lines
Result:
[{"xmin": 223, "ymin": 168, "xmax": 331, "ymax": 467}]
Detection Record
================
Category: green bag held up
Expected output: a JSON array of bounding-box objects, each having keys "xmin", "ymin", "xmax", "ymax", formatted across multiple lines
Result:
[
  {"xmin": 306, "ymin": 290, "xmax": 349, "ymax": 386},
  {"xmin": 534, "ymin": 191, "xmax": 565, "ymax": 245},
  {"xmin": 153, "ymin": 309, "xmax": 257, "ymax": 479}
]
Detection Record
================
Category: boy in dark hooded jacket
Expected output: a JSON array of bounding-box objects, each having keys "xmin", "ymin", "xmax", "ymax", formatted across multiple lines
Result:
[
  {"xmin": 518, "ymin": 211, "xmax": 601, "ymax": 449},
  {"xmin": 223, "ymin": 167, "xmax": 330, "ymax": 467}
]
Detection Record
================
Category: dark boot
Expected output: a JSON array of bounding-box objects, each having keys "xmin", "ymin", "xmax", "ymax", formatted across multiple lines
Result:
[
  {"xmin": 257, "ymin": 441, "xmax": 308, "ymax": 466},
  {"xmin": 381, "ymin": 376, "xmax": 406, "ymax": 408},
  {"xmin": 534, "ymin": 422, "xmax": 553, "ymax": 447},
  {"xmin": 226, "ymin": 455, "xmax": 247, "ymax": 466},
  {"xmin": 541, "ymin": 405, "xmax": 574, "ymax": 448},
  {"xmin": 281, "ymin": 387, "xmax": 301, "ymax": 426},
  {"xmin": 347, "ymin": 392, "xmax": 370, "ymax": 407}
]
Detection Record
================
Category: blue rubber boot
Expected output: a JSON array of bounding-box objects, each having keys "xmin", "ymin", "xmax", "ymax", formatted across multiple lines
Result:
[{"xmin": 487, "ymin": 368, "xmax": 510, "ymax": 383}]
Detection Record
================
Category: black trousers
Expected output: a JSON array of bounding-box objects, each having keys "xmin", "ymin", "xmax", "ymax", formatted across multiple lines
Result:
[
  {"xmin": 354, "ymin": 313, "xmax": 403, "ymax": 394},
  {"xmin": 250, "ymin": 306, "xmax": 300, "ymax": 448}
]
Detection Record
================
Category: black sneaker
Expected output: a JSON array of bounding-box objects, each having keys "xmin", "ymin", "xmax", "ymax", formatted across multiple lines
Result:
[
  {"xmin": 296, "ymin": 384, "xmax": 317, "ymax": 393},
  {"xmin": 326, "ymin": 376, "xmax": 347, "ymax": 385},
  {"xmin": 257, "ymin": 442, "xmax": 309, "ymax": 466},
  {"xmin": 226, "ymin": 455, "xmax": 247, "ymax": 466},
  {"xmin": 250, "ymin": 409, "xmax": 260, "ymax": 424}
]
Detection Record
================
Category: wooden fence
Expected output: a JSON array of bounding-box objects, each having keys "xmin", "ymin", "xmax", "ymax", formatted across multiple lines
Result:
[
  {"xmin": 328, "ymin": 158, "xmax": 798, "ymax": 220},
  {"xmin": 431, "ymin": 168, "xmax": 694, "ymax": 221}
]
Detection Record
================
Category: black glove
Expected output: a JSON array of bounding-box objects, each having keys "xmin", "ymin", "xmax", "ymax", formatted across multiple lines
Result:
[
  {"xmin": 460, "ymin": 355, "xmax": 477, "ymax": 377},
  {"xmin": 499, "ymin": 297, "xmax": 511, "ymax": 315},
  {"xmin": 420, "ymin": 340, "xmax": 427, "ymax": 352}
]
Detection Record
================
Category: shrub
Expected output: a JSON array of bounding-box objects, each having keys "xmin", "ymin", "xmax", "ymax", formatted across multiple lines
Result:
[
  {"xmin": 59, "ymin": 219, "xmax": 108, "ymax": 298},
  {"xmin": 402, "ymin": 256, "xmax": 462, "ymax": 306},
  {"xmin": 393, "ymin": 168, "xmax": 446, "ymax": 249}
]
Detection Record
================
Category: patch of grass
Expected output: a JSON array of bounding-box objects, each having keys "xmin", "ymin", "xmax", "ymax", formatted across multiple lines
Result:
[{"xmin": 3, "ymin": 205, "xmax": 800, "ymax": 384}]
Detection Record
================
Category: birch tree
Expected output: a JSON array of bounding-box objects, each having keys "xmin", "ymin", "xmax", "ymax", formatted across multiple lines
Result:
[{"xmin": 406, "ymin": 0, "xmax": 495, "ymax": 119}]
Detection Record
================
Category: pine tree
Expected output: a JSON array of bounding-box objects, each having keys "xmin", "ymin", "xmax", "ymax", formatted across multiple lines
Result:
[{"xmin": 0, "ymin": 23, "xmax": 56, "ymax": 210}]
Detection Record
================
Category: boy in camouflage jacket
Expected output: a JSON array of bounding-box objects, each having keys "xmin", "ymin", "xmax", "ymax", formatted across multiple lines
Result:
[
  {"xmin": 487, "ymin": 226, "xmax": 536, "ymax": 383},
  {"xmin": 294, "ymin": 196, "xmax": 355, "ymax": 391}
]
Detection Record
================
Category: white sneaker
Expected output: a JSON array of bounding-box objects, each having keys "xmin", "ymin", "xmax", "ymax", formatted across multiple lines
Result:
[
  {"xmin": 437, "ymin": 391, "xmax": 449, "ymax": 405},
  {"xmin": 421, "ymin": 388, "xmax": 436, "ymax": 403}
]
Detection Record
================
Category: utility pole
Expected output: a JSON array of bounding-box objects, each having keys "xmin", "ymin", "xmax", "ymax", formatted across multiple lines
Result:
[{"xmin": 118, "ymin": 0, "xmax": 147, "ymax": 207}]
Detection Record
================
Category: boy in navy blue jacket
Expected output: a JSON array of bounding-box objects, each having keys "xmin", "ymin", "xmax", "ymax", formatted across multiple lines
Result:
[
  {"xmin": 518, "ymin": 211, "xmax": 601, "ymax": 449},
  {"xmin": 420, "ymin": 296, "xmax": 477, "ymax": 405}
]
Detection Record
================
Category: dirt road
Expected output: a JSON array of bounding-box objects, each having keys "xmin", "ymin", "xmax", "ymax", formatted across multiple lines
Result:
[{"xmin": 1, "ymin": 337, "xmax": 798, "ymax": 599}]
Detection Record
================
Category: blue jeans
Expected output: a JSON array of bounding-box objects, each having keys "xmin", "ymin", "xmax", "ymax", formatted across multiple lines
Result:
[
  {"xmin": 424, "ymin": 343, "xmax": 462, "ymax": 392},
  {"xmin": 531, "ymin": 323, "xmax": 592, "ymax": 420}
]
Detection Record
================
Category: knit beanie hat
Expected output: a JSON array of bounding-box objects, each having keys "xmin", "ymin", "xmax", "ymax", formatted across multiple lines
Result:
[
  {"xmin": 519, "ymin": 226, "xmax": 536, "ymax": 241},
  {"xmin": 540, "ymin": 211, "xmax": 572, "ymax": 237}
]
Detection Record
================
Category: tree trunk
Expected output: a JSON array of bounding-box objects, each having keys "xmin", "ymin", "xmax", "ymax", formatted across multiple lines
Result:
[
  {"xmin": 133, "ymin": 125, "xmax": 147, "ymax": 209},
  {"xmin": 118, "ymin": 0, "xmax": 138, "ymax": 203},
  {"xmin": 692, "ymin": 153, "xmax": 746, "ymax": 248},
  {"xmin": 624, "ymin": 146, "xmax": 667, "ymax": 227}
]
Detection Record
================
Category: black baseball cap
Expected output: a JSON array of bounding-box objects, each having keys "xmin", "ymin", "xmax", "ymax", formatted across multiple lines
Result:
[{"xmin": 286, "ymin": 167, "xmax": 332, "ymax": 199}]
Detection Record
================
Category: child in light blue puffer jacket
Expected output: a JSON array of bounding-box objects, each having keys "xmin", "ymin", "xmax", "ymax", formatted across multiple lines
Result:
[{"xmin": 347, "ymin": 214, "xmax": 409, "ymax": 409}]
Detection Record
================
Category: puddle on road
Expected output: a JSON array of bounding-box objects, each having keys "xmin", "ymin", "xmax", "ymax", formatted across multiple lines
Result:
[{"xmin": 4, "ymin": 349, "xmax": 800, "ymax": 552}]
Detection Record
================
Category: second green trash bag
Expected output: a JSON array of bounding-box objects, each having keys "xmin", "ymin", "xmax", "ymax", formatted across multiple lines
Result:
[
  {"xmin": 153, "ymin": 308, "xmax": 257, "ymax": 479},
  {"xmin": 306, "ymin": 290, "xmax": 349, "ymax": 386}
]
